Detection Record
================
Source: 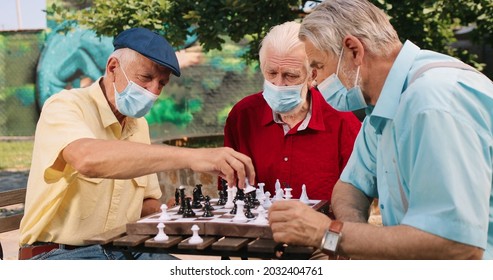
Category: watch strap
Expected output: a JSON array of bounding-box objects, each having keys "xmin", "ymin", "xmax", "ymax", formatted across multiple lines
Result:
[{"xmin": 329, "ymin": 220, "xmax": 343, "ymax": 234}]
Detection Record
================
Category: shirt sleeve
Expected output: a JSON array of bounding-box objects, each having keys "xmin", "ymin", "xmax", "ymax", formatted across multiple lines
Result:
[
  {"xmin": 36, "ymin": 92, "xmax": 100, "ymax": 183},
  {"xmin": 340, "ymin": 116, "xmax": 379, "ymax": 198}
]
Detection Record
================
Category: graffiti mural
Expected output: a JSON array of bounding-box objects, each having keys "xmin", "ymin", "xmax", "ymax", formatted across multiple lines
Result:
[{"xmin": 0, "ymin": 23, "xmax": 263, "ymax": 139}]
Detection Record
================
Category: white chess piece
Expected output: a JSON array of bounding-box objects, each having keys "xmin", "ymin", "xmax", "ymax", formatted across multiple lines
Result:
[
  {"xmin": 244, "ymin": 178, "xmax": 256, "ymax": 194},
  {"xmin": 284, "ymin": 187, "xmax": 293, "ymax": 200},
  {"xmin": 188, "ymin": 224, "xmax": 203, "ymax": 244},
  {"xmin": 299, "ymin": 184, "xmax": 310, "ymax": 204},
  {"xmin": 257, "ymin": 182, "xmax": 266, "ymax": 200},
  {"xmin": 154, "ymin": 222, "xmax": 169, "ymax": 241},
  {"xmin": 273, "ymin": 187, "xmax": 284, "ymax": 201},
  {"xmin": 263, "ymin": 191, "xmax": 272, "ymax": 209},
  {"xmin": 253, "ymin": 205, "xmax": 268, "ymax": 225},
  {"xmin": 274, "ymin": 179, "xmax": 281, "ymax": 192},
  {"xmin": 159, "ymin": 204, "xmax": 171, "ymax": 221},
  {"xmin": 232, "ymin": 200, "xmax": 247, "ymax": 223},
  {"xmin": 224, "ymin": 186, "xmax": 237, "ymax": 209}
]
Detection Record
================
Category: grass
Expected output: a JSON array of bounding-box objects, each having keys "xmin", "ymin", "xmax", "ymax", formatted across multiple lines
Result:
[
  {"xmin": 0, "ymin": 135, "xmax": 223, "ymax": 171},
  {"xmin": 0, "ymin": 140, "xmax": 33, "ymax": 170}
]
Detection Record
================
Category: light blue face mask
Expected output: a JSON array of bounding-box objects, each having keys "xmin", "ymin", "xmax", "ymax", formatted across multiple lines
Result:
[
  {"xmin": 317, "ymin": 49, "xmax": 366, "ymax": 112},
  {"xmin": 262, "ymin": 79, "xmax": 304, "ymax": 113},
  {"xmin": 113, "ymin": 65, "xmax": 158, "ymax": 118}
]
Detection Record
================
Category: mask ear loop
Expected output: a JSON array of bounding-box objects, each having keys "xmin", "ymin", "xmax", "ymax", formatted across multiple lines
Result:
[
  {"xmin": 335, "ymin": 47, "xmax": 344, "ymax": 76},
  {"xmin": 113, "ymin": 60, "xmax": 131, "ymax": 94},
  {"xmin": 118, "ymin": 62, "xmax": 130, "ymax": 83},
  {"xmin": 354, "ymin": 66, "xmax": 360, "ymax": 87}
]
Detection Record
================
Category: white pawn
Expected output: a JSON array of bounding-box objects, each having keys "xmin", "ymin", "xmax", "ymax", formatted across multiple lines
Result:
[
  {"xmin": 159, "ymin": 204, "xmax": 171, "ymax": 221},
  {"xmin": 263, "ymin": 191, "xmax": 272, "ymax": 209},
  {"xmin": 232, "ymin": 200, "xmax": 248, "ymax": 223},
  {"xmin": 253, "ymin": 205, "xmax": 268, "ymax": 225},
  {"xmin": 284, "ymin": 187, "xmax": 293, "ymax": 200},
  {"xmin": 188, "ymin": 224, "xmax": 203, "ymax": 244},
  {"xmin": 154, "ymin": 222, "xmax": 169, "ymax": 241},
  {"xmin": 224, "ymin": 186, "xmax": 237, "ymax": 209},
  {"xmin": 299, "ymin": 184, "xmax": 310, "ymax": 204}
]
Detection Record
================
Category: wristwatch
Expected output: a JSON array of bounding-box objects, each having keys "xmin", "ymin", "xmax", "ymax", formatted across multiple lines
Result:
[{"xmin": 320, "ymin": 220, "xmax": 344, "ymax": 255}]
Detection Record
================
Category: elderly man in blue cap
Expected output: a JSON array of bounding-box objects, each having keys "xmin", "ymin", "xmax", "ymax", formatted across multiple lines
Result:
[{"xmin": 18, "ymin": 27, "xmax": 255, "ymax": 260}]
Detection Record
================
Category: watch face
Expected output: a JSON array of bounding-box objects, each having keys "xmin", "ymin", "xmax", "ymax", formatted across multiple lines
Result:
[
  {"xmin": 327, "ymin": 233, "xmax": 339, "ymax": 251},
  {"xmin": 324, "ymin": 232, "xmax": 339, "ymax": 251}
]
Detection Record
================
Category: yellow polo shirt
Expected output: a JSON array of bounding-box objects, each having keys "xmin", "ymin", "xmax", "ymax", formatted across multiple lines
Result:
[{"xmin": 19, "ymin": 78, "xmax": 162, "ymax": 246}]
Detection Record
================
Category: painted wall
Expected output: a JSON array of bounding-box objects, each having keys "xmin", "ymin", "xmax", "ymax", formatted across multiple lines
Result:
[{"xmin": 0, "ymin": 24, "xmax": 263, "ymax": 140}]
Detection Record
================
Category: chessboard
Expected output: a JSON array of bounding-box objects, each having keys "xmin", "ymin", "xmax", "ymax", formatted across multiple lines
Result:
[{"xmin": 127, "ymin": 198, "xmax": 328, "ymax": 239}]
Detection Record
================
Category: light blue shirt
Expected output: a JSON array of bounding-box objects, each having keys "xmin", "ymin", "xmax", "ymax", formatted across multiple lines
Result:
[{"xmin": 340, "ymin": 40, "xmax": 493, "ymax": 259}]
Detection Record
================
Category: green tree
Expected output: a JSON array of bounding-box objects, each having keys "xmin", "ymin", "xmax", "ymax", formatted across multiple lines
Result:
[{"xmin": 47, "ymin": 0, "xmax": 492, "ymax": 69}]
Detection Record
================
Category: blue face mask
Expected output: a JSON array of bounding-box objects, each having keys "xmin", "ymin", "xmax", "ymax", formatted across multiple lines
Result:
[
  {"xmin": 113, "ymin": 66, "xmax": 158, "ymax": 118},
  {"xmin": 262, "ymin": 79, "xmax": 304, "ymax": 113},
  {"xmin": 317, "ymin": 49, "xmax": 366, "ymax": 112}
]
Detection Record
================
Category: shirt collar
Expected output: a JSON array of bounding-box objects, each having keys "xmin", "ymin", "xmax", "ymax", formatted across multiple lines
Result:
[
  {"xmin": 369, "ymin": 40, "xmax": 420, "ymax": 132},
  {"xmin": 89, "ymin": 78, "xmax": 138, "ymax": 139}
]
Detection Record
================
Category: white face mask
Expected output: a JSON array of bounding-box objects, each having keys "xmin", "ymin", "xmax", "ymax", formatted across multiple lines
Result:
[
  {"xmin": 316, "ymin": 48, "xmax": 366, "ymax": 112},
  {"xmin": 262, "ymin": 79, "xmax": 304, "ymax": 113},
  {"xmin": 113, "ymin": 65, "xmax": 158, "ymax": 118}
]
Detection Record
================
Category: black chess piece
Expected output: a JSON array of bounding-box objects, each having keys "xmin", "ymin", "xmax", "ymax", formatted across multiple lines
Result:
[
  {"xmin": 183, "ymin": 197, "xmax": 196, "ymax": 218},
  {"xmin": 195, "ymin": 184, "xmax": 205, "ymax": 201},
  {"xmin": 244, "ymin": 201, "xmax": 255, "ymax": 219},
  {"xmin": 237, "ymin": 188, "xmax": 245, "ymax": 201},
  {"xmin": 192, "ymin": 187, "xmax": 203, "ymax": 209},
  {"xmin": 251, "ymin": 186, "xmax": 260, "ymax": 205},
  {"xmin": 229, "ymin": 200, "xmax": 238, "ymax": 215},
  {"xmin": 245, "ymin": 192, "xmax": 255, "ymax": 209},
  {"xmin": 203, "ymin": 195, "xmax": 214, "ymax": 211},
  {"xmin": 174, "ymin": 188, "xmax": 180, "ymax": 206},
  {"xmin": 217, "ymin": 179, "xmax": 227, "ymax": 205},
  {"xmin": 177, "ymin": 187, "xmax": 186, "ymax": 215},
  {"xmin": 202, "ymin": 196, "xmax": 214, "ymax": 217}
]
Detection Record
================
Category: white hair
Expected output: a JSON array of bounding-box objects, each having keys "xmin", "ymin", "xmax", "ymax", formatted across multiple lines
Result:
[
  {"xmin": 259, "ymin": 21, "xmax": 310, "ymax": 73},
  {"xmin": 299, "ymin": 0, "xmax": 401, "ymax": 58},
  {"xmin": 104, "ymin": 48, "xmax": 139, "ymax": 77}
]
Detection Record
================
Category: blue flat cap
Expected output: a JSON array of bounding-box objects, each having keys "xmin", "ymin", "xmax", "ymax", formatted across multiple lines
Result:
[{"xmin": 113, "ymin": 27, "xmax": 181, "ymax": 77}]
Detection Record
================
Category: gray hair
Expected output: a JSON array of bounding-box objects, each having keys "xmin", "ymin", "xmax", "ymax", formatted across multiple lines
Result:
[
  {"xmin": 259, "ymin": 21, "xmax": 310, "ymax": 73},
  {"xmin": 104, "ymin": 48, "xmax": 139, "ymax": 77},
  {"xmin": 299, "ymin": 0, "xmax": 401, "ymax": 58}
]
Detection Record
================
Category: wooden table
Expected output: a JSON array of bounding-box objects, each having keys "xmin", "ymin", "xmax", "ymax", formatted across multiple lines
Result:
[{"xmin": 84, "ymin": 200, "xmax": 329, "ymax": 260}]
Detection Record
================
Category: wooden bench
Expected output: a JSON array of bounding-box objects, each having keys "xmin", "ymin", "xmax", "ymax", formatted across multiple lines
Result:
[{"xmin": 0, "ymin": 188, "xmax": 26, "ymax": 260}]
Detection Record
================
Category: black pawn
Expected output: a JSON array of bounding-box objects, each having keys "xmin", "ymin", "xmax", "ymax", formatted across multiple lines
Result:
[
  {"xmin": 202, "ymin": 197, "xmax": 214, "ymax": 217},
  {"xmin": 183, "ymin": 197, "xmax": 196, "ymax": 218},
  {"xmin": 203, "ymin": 195, "xmax": 214, "ymax": 211}
]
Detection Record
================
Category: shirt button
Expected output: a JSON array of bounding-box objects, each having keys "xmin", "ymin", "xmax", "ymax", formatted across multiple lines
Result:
[{"xmin": 284, "ymin": 157, "xmax": 288, "ymax": 162}]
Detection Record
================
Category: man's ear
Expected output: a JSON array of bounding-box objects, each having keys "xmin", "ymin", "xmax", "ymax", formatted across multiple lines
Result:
[
  {"xmin": 342, "ymin": 35, "xmax": 365, "ymax": 66},
  {"xmin": 106, "ymin": 57, "xmax": 120, "ymax": 81}
]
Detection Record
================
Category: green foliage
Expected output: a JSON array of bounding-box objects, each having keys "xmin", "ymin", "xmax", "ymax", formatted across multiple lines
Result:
[
  {"xmin": 46, "ymin": 0, "xmax": 300, "ymax": 62},
  {"xmin": 373, "ymin": 0, "xmax": 492, "ymax": 70},
  {"xmin": 145, "ymin": 95, "xmax": 202, "ymax": 127},
  {"xmin": 46, "ymin": 0, "xmax": 492, "ymax": 69},
  {"xmin": 217, "ymin": 105, "xmax": 233, "ymax": 126}
]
